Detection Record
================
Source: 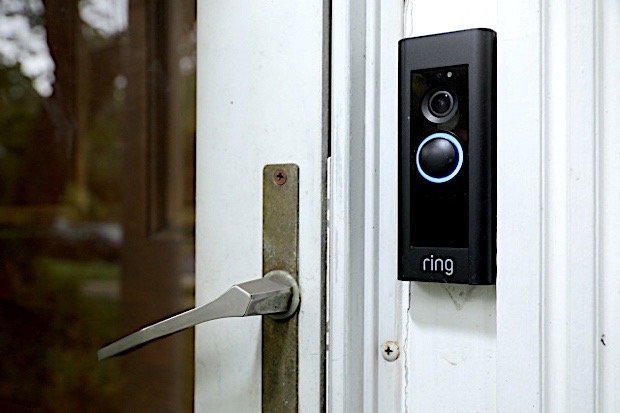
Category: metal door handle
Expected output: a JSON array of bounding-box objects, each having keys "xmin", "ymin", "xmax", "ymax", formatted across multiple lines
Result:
[{"xmin": 97, "ymin": 270, "xmax": 299, "ymax": 360}]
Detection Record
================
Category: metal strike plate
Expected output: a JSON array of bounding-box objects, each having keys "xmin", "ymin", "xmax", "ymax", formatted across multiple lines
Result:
[
  {"xmin": 262, "ymin": 164, "xmax": 299, "ymax": 412},
  {"xmin": 97, "ymin": 164, "xmax": 302, "ymax": 410}
]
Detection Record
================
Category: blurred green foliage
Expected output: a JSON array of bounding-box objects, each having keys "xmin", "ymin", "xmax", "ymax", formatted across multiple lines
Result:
[{"xmin": 0, "ymin": 65, "xmax": 43, "ymax": 204}]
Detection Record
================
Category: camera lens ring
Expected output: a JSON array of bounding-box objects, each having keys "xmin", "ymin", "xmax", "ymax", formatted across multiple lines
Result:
[
  {"xmin": 429, "ymin": 91, "xmax": 453, "ymax": 117},
  {"xmin": 421, "ymin": 88, "xmax": 459, "ymax": 124}
]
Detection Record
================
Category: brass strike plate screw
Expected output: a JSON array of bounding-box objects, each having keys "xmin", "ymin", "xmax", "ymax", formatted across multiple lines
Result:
[{"xmin": 273, "ymin": 168, "xmax": 287, "ymax": 186}]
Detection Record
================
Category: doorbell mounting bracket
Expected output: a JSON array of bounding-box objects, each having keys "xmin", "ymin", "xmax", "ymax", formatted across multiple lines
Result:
[{"xmin": 398, "ymin": 28, "xmax": 497, "ymax": 285}]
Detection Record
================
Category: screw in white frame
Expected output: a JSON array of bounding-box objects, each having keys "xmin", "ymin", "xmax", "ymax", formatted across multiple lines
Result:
[{"xmin": 381, "ymin": 340, "xmax": 400, "ymax": 362}]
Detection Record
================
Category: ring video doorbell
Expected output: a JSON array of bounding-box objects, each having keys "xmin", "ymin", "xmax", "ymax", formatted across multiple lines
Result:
[{"xmin": 398, "ymin": 28, "xmax": 496, "ymax": 285}]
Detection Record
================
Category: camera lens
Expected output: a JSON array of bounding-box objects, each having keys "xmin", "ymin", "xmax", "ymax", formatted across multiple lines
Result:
[
  {"xmin": 429, "ymin": 91, "xmax": 453, "ymax": 117},
  {"xmin": 421, "ymin": 88, "xmax": 458, "ymax": 124}
]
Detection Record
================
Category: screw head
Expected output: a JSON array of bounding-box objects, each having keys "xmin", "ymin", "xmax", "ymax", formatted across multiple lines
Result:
[
  {"xmin": 273, "ymin": 168, "xmax": 287, "ymax": 185},
  {"xmin": 381, "ymin": 340, "xmax": 400, "ymax": 362}
]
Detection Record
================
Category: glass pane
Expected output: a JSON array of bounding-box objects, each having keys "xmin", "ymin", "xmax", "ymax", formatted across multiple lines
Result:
[{"xmin": 0, "ymin": 1, "xmax": 196, "ymax": 412}]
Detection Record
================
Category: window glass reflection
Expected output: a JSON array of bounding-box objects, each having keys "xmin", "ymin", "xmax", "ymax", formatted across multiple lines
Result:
[{"xmin": 0, "ymin": 1, "xmax": 196, "ymax": 411}]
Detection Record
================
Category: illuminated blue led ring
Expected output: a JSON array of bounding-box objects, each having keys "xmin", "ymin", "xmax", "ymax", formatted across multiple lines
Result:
[{"xmin": 415, "ymin": 132, "xmax": 464, "ymax": 183}]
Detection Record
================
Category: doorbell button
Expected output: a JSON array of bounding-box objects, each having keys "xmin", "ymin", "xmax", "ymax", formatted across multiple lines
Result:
[
  {"xmin": 415, "ymin": 132, "xmax": 463, "ymax": 183},
  {"xmin": 418, "ymin": 137, "xmax": 456, "ymax": 177}
]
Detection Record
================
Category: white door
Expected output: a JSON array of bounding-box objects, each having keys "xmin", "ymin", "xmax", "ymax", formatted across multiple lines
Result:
[{"xmin": 194, "ymin": 1, "xmax": 327, "ymax": 411}]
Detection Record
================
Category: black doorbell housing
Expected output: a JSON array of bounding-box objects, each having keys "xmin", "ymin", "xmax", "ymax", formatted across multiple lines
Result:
[{"xmin": 398, "ymin": 28, "xmax": 496, "ymax": 285}]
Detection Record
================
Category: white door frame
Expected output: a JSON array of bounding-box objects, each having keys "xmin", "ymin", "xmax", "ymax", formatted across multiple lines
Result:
[
  {"xmin": 497, "ymin": 0, "xmax": 620, "ymax": 411},
  {"xmin": 330, "ymin": 0, "xmax": 620, "ymax": 411},
  {"xmin": 328, "ymin": 0, "xmax": 406, "ymax": 411},
  {"xmin": 194, "ymin": 0, "xmax": 620, "ymax": 410}
]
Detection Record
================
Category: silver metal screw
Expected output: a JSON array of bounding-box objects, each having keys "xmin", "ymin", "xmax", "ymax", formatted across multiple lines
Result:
[{"xmin": 382, "ymin": 340, "xmax": 400, "ymax": 362}]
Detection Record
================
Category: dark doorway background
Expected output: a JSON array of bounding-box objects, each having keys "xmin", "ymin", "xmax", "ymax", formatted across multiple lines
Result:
[{"xmin": 0, "ymin": 1, "xmax": 196, "ymax": 412}]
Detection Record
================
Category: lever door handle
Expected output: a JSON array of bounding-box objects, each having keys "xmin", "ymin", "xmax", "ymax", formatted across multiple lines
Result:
[{"xmin": 98, "ymin": 270, "xmax": 299, "ymax": 360}]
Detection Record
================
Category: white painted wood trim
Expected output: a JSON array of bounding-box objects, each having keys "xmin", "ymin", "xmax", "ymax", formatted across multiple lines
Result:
[
  {"xmin": 541, "ymin": 0, "xmax": 598, "ymax": 410},
  {"xmin": 375, "ymin": 2, "xmax": 407, "ymax": 412},
  {"xmin": 328, "ymin": 0, "xmax": 367, "ymax": 408},
  {"xmin": 328, "ymin": 0, "xmax": 405, "ymax": 411},
  {"xmin": 496, "ymin": 0, "xmax": 544, "ymax": 410},
  {"xmin": 496, "ymin": 0, "xmax": 620, "ymax": 411},
  {"xmin": 598, "ymin": 2, "xmax": 620, "ymax": 411}
]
